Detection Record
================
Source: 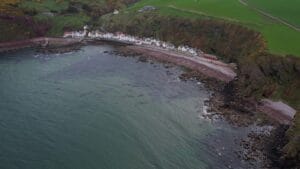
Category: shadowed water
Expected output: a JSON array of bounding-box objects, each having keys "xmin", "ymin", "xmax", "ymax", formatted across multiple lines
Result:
[{"xmin": 0, "ymin": 45, "xmax": 254, "ymax": 169}]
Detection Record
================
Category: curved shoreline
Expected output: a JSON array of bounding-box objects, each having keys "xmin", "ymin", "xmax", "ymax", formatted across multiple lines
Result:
[
  {"xmin": 0, "ymin": 37, "xmax": 296, "ymax": 125},
  {"xmin": 125, "ymin": 45, "xmax": 236, "ymax": 82},
  {"xmin": 0, "ymin": 36, "xmax": 236, "ymax": 82},
  {"xmin": 0, "ymin": 37, "xmax": 82, "ymax": 53},
  {"xmin": 0, "ymin": 37, "xmax": 298, "ymax": 168}
]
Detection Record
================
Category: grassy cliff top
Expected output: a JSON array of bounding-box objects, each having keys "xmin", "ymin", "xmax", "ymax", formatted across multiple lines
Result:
[{"xmin": 125, "ymin": 0, "xmax": 300, "ymax": 57}]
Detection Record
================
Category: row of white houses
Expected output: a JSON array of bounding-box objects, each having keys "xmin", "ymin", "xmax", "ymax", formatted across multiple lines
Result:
[{"xmin": 63, "ymin": 28, "xmax": 204, "ymax": 57}]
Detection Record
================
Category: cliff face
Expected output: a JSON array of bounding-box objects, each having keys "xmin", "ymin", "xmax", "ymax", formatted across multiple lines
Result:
[{"xmin": 98, "ymin": 12, "xmax": 300, "ymax": 165}]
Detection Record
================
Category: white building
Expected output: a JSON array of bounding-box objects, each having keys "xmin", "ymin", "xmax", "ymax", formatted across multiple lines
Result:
[{"xmin": 65, "ymin": 29, "xmax": 203, "ymax": 57}]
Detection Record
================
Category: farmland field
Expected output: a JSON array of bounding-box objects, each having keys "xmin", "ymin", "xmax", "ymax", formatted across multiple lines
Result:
[
  {"xmin": 127, "ymin": 0, "xmax": 300, "ymax": 56},
  {"xmin": 246, "ymin": 0, "xmax": 300, "ymax": 27}
]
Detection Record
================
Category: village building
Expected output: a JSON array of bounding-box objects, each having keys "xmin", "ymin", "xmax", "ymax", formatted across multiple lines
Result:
[{"xmin": 65, "ymin": 27, "xmax": 204, "ymax": 58}]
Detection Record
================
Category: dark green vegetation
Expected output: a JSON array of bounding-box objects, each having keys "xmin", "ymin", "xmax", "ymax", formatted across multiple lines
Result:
[
  {"xmin": 0, "ymin": 0, "xmax": 138, "ymax": 40},
  {"xmin": 0, "ymin": 19, "xmax": 36, "ymax": 41},
  {"xmin": 282, "ymin": 113, "xmax": 300, "ymax": 167},
  {"xmin": 98, "ymin": 10, "xmax": 300, "ymax": 167}
]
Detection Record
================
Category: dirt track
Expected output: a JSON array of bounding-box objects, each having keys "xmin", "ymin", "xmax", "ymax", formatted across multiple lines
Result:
[
  {"xmin": 126, "ymin": 45, "xmax": 236, "ymax": 82},
  {"xmin": 258, "ymin": 99, "xmax": 296, "ymax": 125}
]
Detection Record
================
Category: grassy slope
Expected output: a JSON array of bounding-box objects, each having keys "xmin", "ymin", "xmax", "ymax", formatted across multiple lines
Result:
[
  {"xmin": 19, "ymin": 0, "xmax": 69, "ymax": 12},
  {"xmin": 125, "ymin": 0, "xmax": 300, "ymax": 56},
  {"xmin": 18, "ymin": 0, "xmax": 92, "ymax": 36}
]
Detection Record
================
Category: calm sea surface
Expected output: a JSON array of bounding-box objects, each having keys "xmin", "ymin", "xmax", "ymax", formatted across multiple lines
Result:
[{"xmin": 0, "ymin": 45, "xmax": 254, "ymax": 169}]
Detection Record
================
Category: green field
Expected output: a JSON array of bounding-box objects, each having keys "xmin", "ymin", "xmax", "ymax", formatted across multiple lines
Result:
[
  {"xmin": 126, "ymin": 0, "xmax": 300, "ymax": 56},
  {"xmin": 246, "ymin": 0, "xmax": 300, "ymax": 27}
]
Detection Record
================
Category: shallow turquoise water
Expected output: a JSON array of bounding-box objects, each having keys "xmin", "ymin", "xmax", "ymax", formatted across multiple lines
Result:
[{"xmin": 0, "ymin": 45, "xmax": 251, "ymax": 169}]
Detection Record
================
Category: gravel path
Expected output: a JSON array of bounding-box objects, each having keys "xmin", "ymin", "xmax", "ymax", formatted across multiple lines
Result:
[
  {"xmin": 258, "ymin": 99, "xmax": 296, "ymax": 125},
  {"xmin": 126, "ymin": 45, "xmax": 237, "ymax": 82}
]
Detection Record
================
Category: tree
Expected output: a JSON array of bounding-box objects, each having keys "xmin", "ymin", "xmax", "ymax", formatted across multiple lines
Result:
[{"xmin": 0, "ymin": 0, "xmax": 21, "ymax": 15}]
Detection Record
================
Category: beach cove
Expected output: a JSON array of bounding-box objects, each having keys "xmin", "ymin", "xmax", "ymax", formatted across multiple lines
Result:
[{"xmin": 0, "ymin": 44, "xmax": 274, "ymax": 169}]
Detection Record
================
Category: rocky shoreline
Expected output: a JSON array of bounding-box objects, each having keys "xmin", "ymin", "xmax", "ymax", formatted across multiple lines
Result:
[
  {"xmin": 110, "ymin": 44, "xmax": 295, "ymax": 169},
  {"xmin": 0, "ymin": 36, "xmax": 295, "ymax": 124},
  {"xmin": 0, "ymin": 37, "xmax": 297, "ymax": 168},
  {"xmin": 114, "ymin": 42, "xmax": 295, "ymax": 123},
  {"xmin": 0, "ymin": 36, "xmax": 295, "ymax": 123}
]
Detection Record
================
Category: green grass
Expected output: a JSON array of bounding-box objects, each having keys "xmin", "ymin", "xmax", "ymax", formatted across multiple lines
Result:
[
  {"xmin": 246, "ymin": 0, "xmax": 300, "ymax": 27},
  {"xmin": 50, "ymin": 14, "xmax": 90, "ymax": 36},
  {"xmin": 19, "ymin": 0, "xmax": 69, "ymax": 12},
  {"xmin": 126, "ymin": 0, "xmax": 300, "ymax": 56},
  {"xmin": 34, "ymin": 13, "xmax": 90, "ymax": 36}
]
